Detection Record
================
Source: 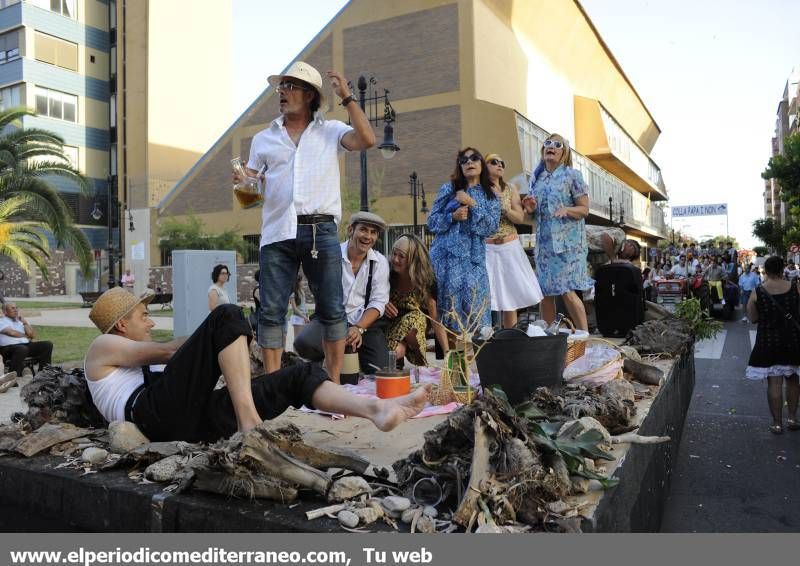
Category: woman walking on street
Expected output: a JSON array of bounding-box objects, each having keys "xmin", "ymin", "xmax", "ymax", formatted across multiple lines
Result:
[
  {"xmin": 521, "ymin": 134, "xmax": 593, "ymax": 330},
  {"xmin": 483, "ymin": 153, "xmax": 543, "ymax": 328},
  {"xmin": 746, "ymin": 256, "xmax": 800, "ymax": 434},
  {"xmin": 427, "ymin": 148, "xmax": 500, "ymax": 331}
]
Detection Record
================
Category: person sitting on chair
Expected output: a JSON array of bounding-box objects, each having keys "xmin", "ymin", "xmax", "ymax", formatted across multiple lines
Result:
[
  {"xmin": 0, "ymin": 302, "xmax": 53, "ymax": 376},
  {"xmin": 84, "ymin": 288, "xmax": 430, "ymax": 443}
]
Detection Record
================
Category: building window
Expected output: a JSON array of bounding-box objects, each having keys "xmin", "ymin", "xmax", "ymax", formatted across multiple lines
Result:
[
  {"xmin": 109, "ymin": 0, "xmax": 116, "ymax": 30},
  {"xmin": 109, "ymin": 45, "xmax": 116, "ymax": 77},
  {"xmin": 109, "ymin": 93, "xmax": 116, "ymax": 127},
  {"xmin": 35, "ymin": 32, "xmax": 78, "ymax": 71},
  {"xmin": 110, "ymin": 143, "xmax": 117, "ymax": 176},
  {"xmin": 0, "ymin": 85, "xmax": 21, "ymax": 110},
  {"xmin": 0, "ymin": 30, "xmax": 20, "ymax": 65},
  {"xmin": 29, "ymin": 0, "xmax": 75, "ymax": 19},
  {"xmin": 34, "ymin": 86, "xmax": 77, "ymax": 122}
]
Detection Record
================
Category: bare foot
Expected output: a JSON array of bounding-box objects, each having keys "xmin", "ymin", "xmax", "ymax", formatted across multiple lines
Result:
[{"xmin": 372, "ymin": 384, "xmax": 432, "ymax": 431}]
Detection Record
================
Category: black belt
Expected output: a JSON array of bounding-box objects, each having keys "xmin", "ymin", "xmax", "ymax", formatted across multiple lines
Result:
[
  {"xmin": 124, "ymin": 383, "xmax": 147, "ymax": 422},
  {"xmin": 297, "ymin": 214, "xmax": 334, "ymax": 224}
]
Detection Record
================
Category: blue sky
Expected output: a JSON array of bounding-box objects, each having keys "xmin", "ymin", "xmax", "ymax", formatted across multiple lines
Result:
[{"xmin": 233, "ymin": 0, "xmax": 800, "ymax": 248}]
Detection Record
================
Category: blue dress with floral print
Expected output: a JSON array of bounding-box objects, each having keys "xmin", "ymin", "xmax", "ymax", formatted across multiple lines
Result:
[
  {"xmin": 427, "ymin": 182, "xmax": 500, "ymax": 330},
  {"xmin": 530, "ymin": 164, "xmax": 594, "ymax": 296}
]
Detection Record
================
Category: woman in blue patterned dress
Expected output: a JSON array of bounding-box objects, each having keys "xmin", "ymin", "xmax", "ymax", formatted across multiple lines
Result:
[
  {"xmin": 427, "ymin": 148, "xmax": 500, "ymax": 332},
  {"xmin": 522, "ymin": 134, "xmax": 592, "ymax": 330}
]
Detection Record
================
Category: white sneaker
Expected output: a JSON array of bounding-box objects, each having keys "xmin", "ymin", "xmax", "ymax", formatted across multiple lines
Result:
[
  {"xmin": 741, "ymin": 317, "xmax": 748, "ymax": 323},
  {"xmin": 721, "ymin": 299, "xmax": 726, "ymax": 305}
]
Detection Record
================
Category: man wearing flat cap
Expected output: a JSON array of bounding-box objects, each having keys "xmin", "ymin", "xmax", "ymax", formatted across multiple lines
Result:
[
  {"xmin": 83, "ymin": 288, "xmax": 429, "ymax": 442},
  {"xmin": 233, "ymin": 61, "xmax": 375, "ymax": 383},
  {"xmin": 295, "ymin": 212, "xmax": 390, "ymax": 377}
]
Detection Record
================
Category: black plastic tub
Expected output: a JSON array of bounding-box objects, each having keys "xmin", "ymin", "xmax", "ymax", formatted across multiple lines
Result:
[{"xmin": 475, "ymin": 328, "xmax": 567, "ymax": 404}]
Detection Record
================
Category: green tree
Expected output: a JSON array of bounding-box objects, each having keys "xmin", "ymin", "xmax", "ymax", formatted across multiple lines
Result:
[
  {"xmin": 752, "ymin": 245, "xmax": 769, "ymax": 257},
  {"xmin": 158, "ymin": 213, "xmax": 253, "ymax": 260},
  {"xmin": 752, "ymin": 217, "xmax": 787, "ymax": 256},
  {"xmin": 0, "ymin": 107, "xmax": 92, "ymax": 276},
  {"xmin": 763, "ymin": 131, "xmax": 800, "ymax": 208}
]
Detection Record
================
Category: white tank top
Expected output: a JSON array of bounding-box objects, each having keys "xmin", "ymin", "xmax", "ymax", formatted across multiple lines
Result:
[{"xmin": 85, "ymin": 365, "xmax": 145, "ymax": 423}]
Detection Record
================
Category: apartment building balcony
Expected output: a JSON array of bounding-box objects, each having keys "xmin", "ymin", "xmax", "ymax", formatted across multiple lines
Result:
[
  {"xmin": 515, "ymin": 112, "xmax": 668, "ymax": 240},
  {"xmin": 574, "ymin": 96, "xmax": 667, "ymax": 201}
]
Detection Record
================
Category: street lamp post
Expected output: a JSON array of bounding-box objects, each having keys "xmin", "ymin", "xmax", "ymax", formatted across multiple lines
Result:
[
  {"xmin": 408, "ymin": 171, "xmax": 429, "ymax": 229},
  {"xmin": 106, "ymin": 175, "xmax": 116, "ymax": 289},
  {"xmin": 350, "ymin": 76, "xmax": 400, "ymax": 212},
  {"xmin": 608, "ymin": 196, "xmax": 625, "ymax": 227}
]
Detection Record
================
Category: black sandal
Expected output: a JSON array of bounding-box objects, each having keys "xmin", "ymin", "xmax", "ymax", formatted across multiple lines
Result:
[
  {"xmin": 787, "ymin": 419, "xmax": 800, "ymax": 431},
  {"xmin": 770, "ymin": 424, "xmax": 784, "ymax": 435}
]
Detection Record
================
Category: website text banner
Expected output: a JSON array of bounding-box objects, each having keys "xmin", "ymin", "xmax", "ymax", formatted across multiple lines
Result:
[
  {"xmin": 0, "ymin": 533, "xmax": 790, "ymax": 566},
  {"xmin": 672, "ymin": 203, "xmax": 728, "ymax": 217}
]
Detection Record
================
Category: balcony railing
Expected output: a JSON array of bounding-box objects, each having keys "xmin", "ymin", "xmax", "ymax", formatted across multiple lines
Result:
[
  {"xmin": 598, "ymin": 104, "xmax": 667, "ymax": 198},
  {"xmin": 515, "ymin": 112, "xmax": 667, "ymax": 239}
]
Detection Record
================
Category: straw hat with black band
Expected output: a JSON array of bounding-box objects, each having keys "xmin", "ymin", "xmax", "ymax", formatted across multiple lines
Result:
[
  {"xmin": 89, "ymin": 287, "xmax": 155, "ymax": 334},
  {"xmin": 268, "ymin": 61, "xmax": 326, "ymax": 109}
]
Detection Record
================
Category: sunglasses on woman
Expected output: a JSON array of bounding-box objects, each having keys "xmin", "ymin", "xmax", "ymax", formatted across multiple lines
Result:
[
  {"xmin": 488, "ymin": 158, "xmax": 505, "ymax": 167},
  {"xmin": 544, "ymin": 139, "xmax": 564, "ymax": 149},
  {"xmin": 458, "ymin": 154, "xmax": 481, "ymax": 165}
]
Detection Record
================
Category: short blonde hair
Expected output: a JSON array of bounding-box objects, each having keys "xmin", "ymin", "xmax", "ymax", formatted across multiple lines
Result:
[{"xmin": 540, "ymin": 133, "xmax": 572, "ymax": 168}]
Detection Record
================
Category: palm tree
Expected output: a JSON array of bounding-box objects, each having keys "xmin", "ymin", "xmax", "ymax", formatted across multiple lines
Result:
[{"xmin": 0, "ymin": 107, "xmax": 92, "ymax": 277}]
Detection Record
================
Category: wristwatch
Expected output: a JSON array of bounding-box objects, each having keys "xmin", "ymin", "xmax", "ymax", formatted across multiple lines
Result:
[
  {"xmin": 354, "ymin": 325, "xmax": 366, "ymax": 335},
  {"xmin": 340, "ymin": 95, "xmax": 356, "ymax": 107}
]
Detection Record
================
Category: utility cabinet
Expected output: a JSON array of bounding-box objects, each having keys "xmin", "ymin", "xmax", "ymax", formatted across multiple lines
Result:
[{"xmin": 172, "ymin": 250, "xmax": 237, "ymax": 337}]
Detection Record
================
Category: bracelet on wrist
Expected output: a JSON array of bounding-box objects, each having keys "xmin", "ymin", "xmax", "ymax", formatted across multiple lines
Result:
[{"xmin": 340, "ymin": 95, "xmax": 355, "ymax": 107}]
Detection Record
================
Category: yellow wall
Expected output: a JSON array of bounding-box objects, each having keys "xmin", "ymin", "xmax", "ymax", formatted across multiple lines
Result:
[
  {"xmin": 495, "ymin": 0, "xmax": 660, "ymax": 152},
  {"xmin": 85, "ymin": 147, "xmax": 109, "ymax": 178},
  {"xmin": 119, "ymin": 0, "xmax": 148, "ymax": 209},
  {"xmin": 83, "ymin": 47, "xmax": 108, "ymax": 81},
  {"xmin": 84, "ymin": 97, "xmax": 108, "ymax": 130},
  {"xmin": 83, "ymin": 0, "xmax": 108, "ymax": 31},
  {"xmin": 146, "ymin": 0, "xmax": 232, "ymax": 154}
]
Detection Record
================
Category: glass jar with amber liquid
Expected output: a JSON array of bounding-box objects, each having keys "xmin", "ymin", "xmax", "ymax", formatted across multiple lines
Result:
[{"xmin": 231, "ymin": 157, "xmax": 264, "ymax": 209}]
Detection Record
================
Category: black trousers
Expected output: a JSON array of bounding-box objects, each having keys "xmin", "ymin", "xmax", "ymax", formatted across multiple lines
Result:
[
  {"xmin": 129, "ymin": 304, "xmax": 329, "ymax": 443},
  {"xmin": 293, "ymin": 318, "xmax": 388, "ymax": 374},
  {"xmin": 0, "ymin": 341, "xmax": 53, "ymax": 375}
]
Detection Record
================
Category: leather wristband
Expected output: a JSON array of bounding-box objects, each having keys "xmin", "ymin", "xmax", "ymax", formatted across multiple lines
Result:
[{"xmin": 340, "ymin": 95, "xmax": 356, "ymax": 107}]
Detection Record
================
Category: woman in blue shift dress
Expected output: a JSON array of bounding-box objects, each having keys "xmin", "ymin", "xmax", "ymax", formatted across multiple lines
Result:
[
  {"xmin": 522, "ymin": 134, "xmax": 593, "ymax": 330},
  {"xmin": 427, "ymin": 148, "xmax": 500, "ymax": 332}
]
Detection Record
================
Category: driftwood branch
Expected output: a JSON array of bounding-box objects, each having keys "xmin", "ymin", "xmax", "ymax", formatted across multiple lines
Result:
[
  {"xmin": 240, "ymin": 427, "xmax": 331, "ymax": 495},
  {"xmin": 192, "ymin": 468, "xmax": 298, "ymax": 502},
  {"xmin": 305, "ymin": 503, "xmax": 348, "ymax": 521},
  {"xmin": 611, "ymin": 432, "xmax": 671, "ymax": 445},
  {"xmin": 623, "ymin": 358, "xmax": 664, "ymax": 386},
  {"xmin": 270, "ymin": 438, "xmax": 369, "ymax": 474},
  {"xmin": 453, "ymin": 416, "xmax": 493, "ymax": 526}
]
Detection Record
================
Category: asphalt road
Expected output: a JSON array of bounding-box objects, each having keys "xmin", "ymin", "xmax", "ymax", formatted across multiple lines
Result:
[{"xmin": 660, "ymin": 307, "xmax": 800, "ymax": 532}]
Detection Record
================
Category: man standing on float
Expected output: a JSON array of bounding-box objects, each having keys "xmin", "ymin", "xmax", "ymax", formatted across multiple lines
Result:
[{"xmin": 235, "ymin": 62, "xmax": 375, "ymax": 382}]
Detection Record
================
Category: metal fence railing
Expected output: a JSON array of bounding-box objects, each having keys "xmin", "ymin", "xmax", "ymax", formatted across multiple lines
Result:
[{"xmin": 377, "ymin": 224, "xmax": 432, "ymax": 257}]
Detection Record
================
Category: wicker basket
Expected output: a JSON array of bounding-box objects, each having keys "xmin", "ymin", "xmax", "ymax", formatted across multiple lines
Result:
[{"xmin": 561, "ymin": 318, "xmax": 587, "ymax": 366}]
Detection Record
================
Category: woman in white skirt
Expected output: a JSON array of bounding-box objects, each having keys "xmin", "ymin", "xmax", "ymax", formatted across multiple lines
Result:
[{"xmin": 484, "ymin": 153, "xmax": 543, "ymax": 328}]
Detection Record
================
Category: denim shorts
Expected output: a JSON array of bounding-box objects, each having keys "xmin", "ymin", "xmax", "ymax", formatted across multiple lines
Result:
[{"xmin": 258, "ymin": 221, "xmax": 346, "ymax": 348}]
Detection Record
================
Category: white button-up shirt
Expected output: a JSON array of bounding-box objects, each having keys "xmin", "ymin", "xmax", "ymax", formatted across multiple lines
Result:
[
  {"xmin": 340, "ymin": 242, "xmax": 390, "ymax": 326},
  {"xmin": 248, "ymin": 113, "xmax": 353, "ymax": 248},
  {"xmin": 0, "ymin": 317, "xmax": 29, "ymax": 347}
]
